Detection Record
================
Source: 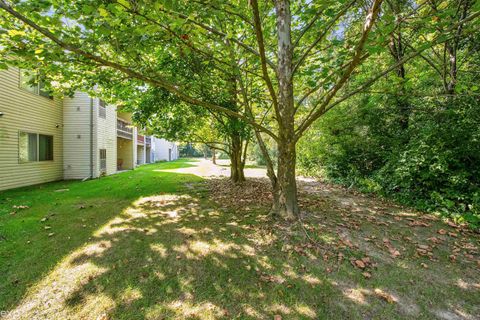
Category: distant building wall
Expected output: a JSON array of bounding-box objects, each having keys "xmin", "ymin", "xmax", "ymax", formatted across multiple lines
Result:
[{"xmin": 153, "ymin": 138, "xmax": 177, "ymax": 161}]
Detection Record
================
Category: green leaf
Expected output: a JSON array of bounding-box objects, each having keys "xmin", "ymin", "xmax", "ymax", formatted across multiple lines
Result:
[
  {"xmin": 98, "ymin": 7, "xmax": 109, "ymax": 17},
  {"xmin": 8, "ymin": 30, "xmax": 26, "ymax": 37},
  {"xmin": 117, "ymin": 0, "xmax": 131, "ymax": 9}
]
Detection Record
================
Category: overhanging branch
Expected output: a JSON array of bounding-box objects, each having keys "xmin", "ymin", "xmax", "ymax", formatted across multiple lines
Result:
[
  {"xmin": 296, "ymin": 11, "xmax": 480, "ymax": 138},
  {"xmin": 0, "ymin": 0, "xmax": 278, "ymax": 140}
]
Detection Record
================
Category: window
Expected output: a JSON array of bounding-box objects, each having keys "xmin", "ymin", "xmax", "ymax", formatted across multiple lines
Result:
[
  {"xmin": 19, "ymin": 132, "xmax": 53, "ymax": 162},
  {"xmin": 19, "ymin": 70, "xmax": 53, "ymax": 99},
  {"xmin": 99, "ymin": 100, "xmax": 106, "ymax": 119},
  {"xmin": 99, "ymin": 149, "xmax": 107, "ymax": 172},
  {"xmin": 39, "ymin": 135, "xmax": 54, "ymax": 161}
]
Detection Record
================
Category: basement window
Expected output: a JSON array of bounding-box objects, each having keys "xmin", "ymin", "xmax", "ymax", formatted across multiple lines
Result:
[
  {"xmin": 99, "ymin": 149, "xmax": 107, "ymax": 172},
  {"xmin": 19, "ymin": 132, "xmax": 53, "ymax": 162}
]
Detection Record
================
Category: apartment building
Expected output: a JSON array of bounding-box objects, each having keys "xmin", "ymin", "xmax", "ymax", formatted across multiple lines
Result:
[
  {"xmin": 152, "ymin": 137, "xmax": 179, "ymax": 162},
  {"xmin": 0, "ymin": 67, "xmax": 178, "ymax": 191}
]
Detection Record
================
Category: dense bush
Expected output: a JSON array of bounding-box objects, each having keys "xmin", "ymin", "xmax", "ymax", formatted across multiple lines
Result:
[{"xmin": 297, "ymin": 95, "xmax": 480, "ymax": 227}]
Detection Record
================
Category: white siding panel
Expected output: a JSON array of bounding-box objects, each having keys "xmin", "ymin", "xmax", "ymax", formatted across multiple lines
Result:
[
  {"xmin": 0, "ymin": 68, "xmax": 63, "ymax": 191},
  {"xmin": 62, "ymin": 92, "xmax": 93, "ymax": 180}
]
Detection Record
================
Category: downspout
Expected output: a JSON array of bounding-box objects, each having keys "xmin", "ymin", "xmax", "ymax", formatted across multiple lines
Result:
[{"xmin": 89, "ymin": 97, "xmax": 94, "ymax": 179}]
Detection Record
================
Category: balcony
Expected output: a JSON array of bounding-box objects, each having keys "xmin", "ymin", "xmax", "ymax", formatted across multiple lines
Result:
[
  {"xmin": 145, "ymin": 136, "xmax": 152, "ymax": 146},
  {"xmin": 137, "ymin": 135, "xmax": 145, "ymax": 145},
  {"xmin": 117, "ymin": 119, "xmax": 133, "ymax": 139}
]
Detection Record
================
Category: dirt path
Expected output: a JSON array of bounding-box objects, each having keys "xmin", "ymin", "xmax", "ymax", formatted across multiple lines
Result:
[{"xmin": 162, "ymin": 158, "xmax": 268, "ymax": 179}]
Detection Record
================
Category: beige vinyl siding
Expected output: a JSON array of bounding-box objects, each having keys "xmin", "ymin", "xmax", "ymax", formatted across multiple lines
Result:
[
  {"xmin": 0, "ymin": 68, "xmax": 63, "ymax": 191},
  {"xmin": 62, "ymin": 92, "xmax": 94, "ymax": 180},
  {"xmin": 96, "ymin": 102, "xmax": 117, "ymax": 176}
]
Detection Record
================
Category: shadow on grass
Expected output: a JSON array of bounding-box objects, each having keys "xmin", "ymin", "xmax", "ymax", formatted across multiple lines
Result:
[
  {"xmin": 0, "ymin": 159, "xmax": 201, "ymax": 312},
  {"xmin": 3, "ymin": 186, "xmax": 341, "ymax": 319},
  {"xmin": 0, "ymin": 161, "xmax": 343, "ymax": 319}
]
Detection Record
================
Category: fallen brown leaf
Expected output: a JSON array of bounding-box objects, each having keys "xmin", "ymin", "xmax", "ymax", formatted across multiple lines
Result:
[
  {"xmin": 374, "ymin": 289, "xmax": 396, "ymax": 303},
  {"xmin": 416, "ymin": 248, "xmax": 429, "ymax": 256},
  {"xmin": 418, "ymin": 244, "xmax": 430, "ymax": 250},
  {"xmin": 383, "ymin": 238, "xmax": 401, "ymax": 258},
  {"xmin": 408, "ymin": 221, "xmax": 430, "ymax": 227},
  {"xmin": 438, "ymin": 229, "xmax": 447, "ymax": 235},
  {"xmin": 447, "ymin": 221, "xmax": 458, "ymax": 228},
  {"xmin": 354, "ymin": 260, "xmax": 366, "ymax": 269}
]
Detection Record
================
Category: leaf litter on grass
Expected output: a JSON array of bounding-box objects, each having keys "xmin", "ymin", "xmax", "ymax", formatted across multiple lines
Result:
[{"xmin": 204, "ymin": 177, "xmax": 480, "ymax": 318}]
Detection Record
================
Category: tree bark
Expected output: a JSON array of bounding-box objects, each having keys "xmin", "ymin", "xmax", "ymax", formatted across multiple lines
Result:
[
  {"xmin": 388, "ymin": 16, "xmax": 410, "ymax": 130},
  {"xmin": 276, "ymin": 133, "xmax": 298, "ymax": 219},
  {"xmin": 274, "ymin": 0, "xmax": 299, "ymax": 220},
  {"xmin": 211, "ymin": 148, "xmax": 216, "ymax": 164},
  {"xmin": 230, "ymin": 134, "xmax": 246, "ymax": 183}
]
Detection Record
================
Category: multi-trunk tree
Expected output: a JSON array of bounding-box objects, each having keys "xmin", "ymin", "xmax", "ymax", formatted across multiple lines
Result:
[{"xmin": 1, "ymin": 0, "xmax": 478, "ymax": 219}]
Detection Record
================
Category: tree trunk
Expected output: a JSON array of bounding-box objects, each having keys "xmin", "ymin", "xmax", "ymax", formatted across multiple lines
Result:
[
  {"xmin": 276, "ymin": 133, "xmax": 299, "ymax": 219},
  {"xmin": 230, "ymin": 135, "xmax": 246, "ymax": 183},
  {"xmin": 385, "ymin": 0, "xmax": 411, "ymax": 131},
  {"xmin": 389, "ymin": 31, "xmax": 410, "ymax": 130},
  {"xmin": 445, "ymin": 43, "xmax": 457, "ymax": 95},
  {"xmin": 274, "ymin": 0, "xmax": 299, "ymax": 220},
  {"xmin": 211, "ymin": 148, "xmax": 216, "ymax": 164}
]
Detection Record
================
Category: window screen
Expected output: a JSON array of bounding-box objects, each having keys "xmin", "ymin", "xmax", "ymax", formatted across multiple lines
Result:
[
  {"xmin": 19, "ymin": 132, "xmax": 37, "ymax": 162},
  {"xmin": 99, "ymin": 149, "xmax": 107, "ymax": 172}
]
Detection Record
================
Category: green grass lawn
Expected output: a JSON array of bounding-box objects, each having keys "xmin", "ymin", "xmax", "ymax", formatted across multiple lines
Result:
[
  {"xmin": 0, "ymin": 159, "xmax": 201, "ymax": 315},
  {"xmin": 0, "ymin": 159, "xmax": 479, "ymax": 319}
]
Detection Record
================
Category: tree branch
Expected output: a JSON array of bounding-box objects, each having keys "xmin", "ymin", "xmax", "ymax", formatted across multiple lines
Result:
[
  {"xmin": 297, "ymin": 15, "xmax": 480, "ymax": 137},
  {"xmin": 295, "ymin": 0, "xmax": 384, "ymax": 138},
  {"xmin": 292, "ymin": 5, "xmax": 327, "ymax": 48},
  {"xmin": 154, "ymin": 4, "xmax": 276, "ymax": 70},
  {"xmin": 115, "ymin": 2, "xmax": 265, "ymax": 80},
  {"xmin": 292, "ymin": 0, "xmax": 356, "ymax": 76},
  {"xmin": 0, "ymin": 0, "xmax": 278, "ymax": 140},
  {"xmin": 250, "ymin": 0, "xmax": 280, "ymax": 121},
  {"xmin": 294, "ymin": 53, "xmax": 368, "ymax": 112},
  {"xmin": 189, "ymin": 0, "xmax": 254, "ymax": 27}
]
